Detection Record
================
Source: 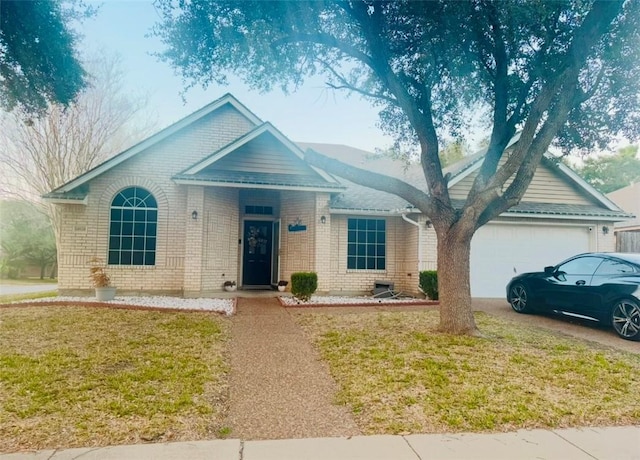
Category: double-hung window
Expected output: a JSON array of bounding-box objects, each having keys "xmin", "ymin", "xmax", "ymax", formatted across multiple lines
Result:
[{"xmin": 347, "ymin": 218, "xmax": 386, "ymax": 270}]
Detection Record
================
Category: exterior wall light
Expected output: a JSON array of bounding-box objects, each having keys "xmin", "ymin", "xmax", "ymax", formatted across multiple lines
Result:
[
  {"xmin": 602, "ymin": 225, "xmax": 609, "ymax": 235},
  {"xmin": 320, "ymin": 215, "xmax": 326, "ymax": 224},
  {"xmin": 192, "ymin": 210, "xmax": 198, "ymax": 220}
]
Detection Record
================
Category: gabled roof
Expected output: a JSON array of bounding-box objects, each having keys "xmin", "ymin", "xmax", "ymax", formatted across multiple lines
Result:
[
  {"xmin": 43, "ymin": 93, "xmax": 262, "ymax": 201},
  {"xmin": 173, "ymin": 123, "xmax": 343, "ymax": 192},
  {"xmin": 303, "ymin": 141, "xmax": 630, "ymax": 220}
]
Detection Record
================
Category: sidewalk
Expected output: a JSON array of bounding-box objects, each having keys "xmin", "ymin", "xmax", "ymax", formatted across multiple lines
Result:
[{"xmin": 2, "ymin": 426, "xmax": 638, "ymax": 459}]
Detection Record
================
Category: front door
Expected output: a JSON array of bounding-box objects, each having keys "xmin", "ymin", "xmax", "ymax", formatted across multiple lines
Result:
[{"xmin": 242, "ymin": 220, "xmax": 273, "ymax": 287}]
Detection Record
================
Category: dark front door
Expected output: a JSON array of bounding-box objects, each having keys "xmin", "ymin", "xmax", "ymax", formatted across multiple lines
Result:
[{"xmin": 242, "ymin": 220, "xmax": 273, "ymax": 287}]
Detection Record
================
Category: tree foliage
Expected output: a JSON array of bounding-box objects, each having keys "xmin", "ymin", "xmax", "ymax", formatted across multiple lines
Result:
[
  {"xmin": 0, "ymin": 0, "xmax": 91, "ymax": 114},
  {"xmin": 0, "ymin": 200, "xmax": 57, "ymax": 279},
  {"xmin": 0, "ymin": 53, "xmax": 154, "ymax": 257},
  {"xmin": 575, "ymin": 146, "xmax": 640, "ymax": 194},
  {"xmin": 154, "ymin": 0, "xmax": 640, "ymax": 335}
]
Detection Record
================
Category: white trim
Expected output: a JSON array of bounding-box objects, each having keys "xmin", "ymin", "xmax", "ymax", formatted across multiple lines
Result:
[
  {"xmin": 401, "ymin": 213, "xmax": 423, "ymax": 273},
  {"xmin": 444, "ymin": 132, "xmax": 622, "ymax": 214},
  {"xmin": 486, "ymin": 220, "xmax": 602, "ymax": 228},
  {"xmin": 184, "ymin": 122, "xmax": 339, "ymax": 184},
  {"xmin": 173, "ymin": 178, "xmax": 341, "ymax": 192},
  {"xmin": 329, "ymin": 207, "xmax": 623, "ymax": 221},
  {"xmin": 499, "ymin": 211, "xmax": 622, "ymax": 222},
  {"xmin": 51, "ymin": 94, "xmax": 262, "ymax": 194},
  {"xmin": 555, "ymin": 161, "xmax": 622, "ymax": 211},
  {"xmin": 447, "ymin": 159, "xmax": 482, "ymax": 188},
  {"xmin": 42, "ymin": 196, "xmax": 88, "ymax": 205}
]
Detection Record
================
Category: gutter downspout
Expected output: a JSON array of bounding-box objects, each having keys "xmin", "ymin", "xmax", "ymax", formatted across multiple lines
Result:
[{"xmin": 401, "ymin": 212, "xmax": 423, "ymax": 273}]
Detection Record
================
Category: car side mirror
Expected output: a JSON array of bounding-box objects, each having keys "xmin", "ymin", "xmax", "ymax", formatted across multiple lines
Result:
[{"xmin": 544, "ymin": 266, "xmax": 555, "ymax": 275}]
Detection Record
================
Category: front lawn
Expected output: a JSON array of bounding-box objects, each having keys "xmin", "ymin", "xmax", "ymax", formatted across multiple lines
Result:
[
  {"xmin": 294, "ymin": 310, "xmax": 640, "ymax": 434},
  {"xmin": 0, "ymin": 306, "xmax": 229, "ymax": 453}
]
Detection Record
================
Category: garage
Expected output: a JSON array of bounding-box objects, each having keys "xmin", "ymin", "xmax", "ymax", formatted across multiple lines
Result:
[{"xmin": 470, "ymin": 223, "xmax": 591, "ymax": 298}]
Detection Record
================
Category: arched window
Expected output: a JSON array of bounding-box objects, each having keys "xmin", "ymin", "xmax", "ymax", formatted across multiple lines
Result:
[{"xmin": 108, "ymin": 187, "xmax": 157, "ymax": 265}]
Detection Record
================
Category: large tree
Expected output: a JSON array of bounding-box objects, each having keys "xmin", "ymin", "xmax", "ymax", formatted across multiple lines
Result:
[
  {"xmin": 154, "ymin": 0, "xmax": 640, "ymax": 335},
  {"xmin": 0, "ymin": 53, "xmax": 154, "ymax": 256},
  {"xmin": 0, "ymin": 0, "xmax": 91, "ymax": 114}
]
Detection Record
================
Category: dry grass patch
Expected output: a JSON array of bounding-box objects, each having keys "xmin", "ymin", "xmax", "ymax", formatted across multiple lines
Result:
[
  {"xmin": 0, "ymin": 306, "xmax": 229, "ymax": 453},
  {"xmin": 294, "ymin": 310, "xmax": 640, "ymax": 435}
]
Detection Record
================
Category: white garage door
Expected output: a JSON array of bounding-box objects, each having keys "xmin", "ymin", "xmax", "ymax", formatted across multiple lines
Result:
[{"xmin": 470, "ymin": 224, "xmax": 591, "ymax": 298}]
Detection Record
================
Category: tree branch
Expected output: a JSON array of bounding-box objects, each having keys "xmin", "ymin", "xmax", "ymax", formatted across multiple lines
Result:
[{"xmin": 305, "ymin": 148, "xmax": 440, "ymax": 218}]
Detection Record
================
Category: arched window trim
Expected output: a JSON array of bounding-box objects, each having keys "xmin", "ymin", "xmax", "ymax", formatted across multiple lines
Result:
[{"xmin": 108, "ymin": 187, "xmax": 158, "ymax": 266}]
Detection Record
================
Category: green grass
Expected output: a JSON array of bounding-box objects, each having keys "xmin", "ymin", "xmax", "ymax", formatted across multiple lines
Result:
[
  {"xmin": 0, "ymin": 306, "xmax": 229, "ymax": 452},
  {"xmin": 294, "ymin": 310, "xmax": 640, "ymax": 435}
]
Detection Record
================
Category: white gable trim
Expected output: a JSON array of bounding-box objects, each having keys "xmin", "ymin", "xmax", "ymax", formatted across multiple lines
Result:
[
  {"xmin": 43, "ymin": 196, "xmax": 89, "ymax": 205},
  {"xmin": 447, "ymin": 159, "xmax": 483, "ymax": 188},
  {"xmin": 183, "ymin": 122, "xmax": 339, "ymax": 184},
  {"xmin": 50, "ymin": 94, "xmax": 262, "ymax": 194},
  {"xmin": 173, "ymin": 178, "xmax": 339, "ymax": 192},
  {"xmin": 446, "ymin": 133, "xmax": 618, "ymax": 211},
  {"xmin": 555, "ymin": 162, "xmax": 621, "ymax": 211}
]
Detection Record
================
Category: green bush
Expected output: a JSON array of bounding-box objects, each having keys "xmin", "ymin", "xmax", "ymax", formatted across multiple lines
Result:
[
  {"xmin": 419, "ymin": 270, "xmax": 438, "ymax": 300},
  {"xmin": 291, "ymin": 272, "xmax": 318, "ymax": 301}
]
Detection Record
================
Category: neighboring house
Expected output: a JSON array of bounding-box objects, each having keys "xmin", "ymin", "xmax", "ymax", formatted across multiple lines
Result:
[
  {"xmin": 44, "ymin": 94, "xmax": 630, "ymax": 298},
  {"xmin": 606, "ymin": 183, "xmax": 640, "ymax": 251}
]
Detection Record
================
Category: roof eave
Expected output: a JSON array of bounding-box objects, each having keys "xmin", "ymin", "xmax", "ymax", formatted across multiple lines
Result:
[
  {"xmin": 49, "ymin": 94, "xmax": 262, "ymax": 195},
  {"xmin": 173, "ymin": 177, "xmax": 345, "ymax": 193}
]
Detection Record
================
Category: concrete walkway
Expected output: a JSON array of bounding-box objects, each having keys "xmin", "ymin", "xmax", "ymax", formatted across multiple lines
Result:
[
  {"xmin": 223, "ymin": 298, "xmax": 360, "ymax": 439},
  {"xmin": 2, "ymin": 426, "xmax": 638, "ymax": 459}
]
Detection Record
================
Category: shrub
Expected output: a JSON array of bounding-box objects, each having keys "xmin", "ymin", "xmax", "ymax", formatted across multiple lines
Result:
[
  {"xmin": 291, "ymin": 272, "xmax": 318, "ymax": 301},
  {"xmin": 419, "ymin": 270, "xmax": 438, "ymax": 300}
]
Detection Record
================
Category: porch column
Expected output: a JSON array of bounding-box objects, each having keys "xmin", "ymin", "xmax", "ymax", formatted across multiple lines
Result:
[{"xmin": 184, "ymin": 185, "xmax": 205, "ymax": 296}]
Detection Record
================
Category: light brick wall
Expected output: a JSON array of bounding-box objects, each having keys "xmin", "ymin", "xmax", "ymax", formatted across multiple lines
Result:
[
  {"xmin": 279, "ymin": 191, "xmax": 316, "ymax": 282},
  {"xmin": 57, "ymin": 106, "xmax": 255, "ymax": 294},
  {"xmin": 184, "ymin": 185, "xmax": 205, "ymax": 294},
  {"xmin": 202, "ymin": 187, "xmax": 240, "ymax": 291},
  {"xmin": 314, "ymin": 193, "xmax": 332, "ymax": 292},
  {"xmin": 325, "ymin": 214, "xmax": 415, "ymax": 295}
]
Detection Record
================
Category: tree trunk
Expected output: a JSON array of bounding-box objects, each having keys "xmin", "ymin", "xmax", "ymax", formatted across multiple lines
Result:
[{"xmin": 436, "ymin": 226, "xmax": 478, "ymax": 335}]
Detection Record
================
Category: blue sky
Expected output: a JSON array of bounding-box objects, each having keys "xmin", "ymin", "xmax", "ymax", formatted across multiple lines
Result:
[{"xmin": 78, "ymin": 0, "xmax": 394, "ymax": 151}]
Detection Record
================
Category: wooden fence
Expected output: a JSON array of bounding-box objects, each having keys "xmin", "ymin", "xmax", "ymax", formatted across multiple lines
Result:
[{"xmin": 616, "ymin": 231, "xmax": 640, "ymax": 253}]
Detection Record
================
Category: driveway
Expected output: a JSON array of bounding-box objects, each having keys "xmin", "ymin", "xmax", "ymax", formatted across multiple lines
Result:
[
  {"xmin": 0, "ymin": 283, "xmax": 58, "ymax": 296},
  {"xmin": 473, "ymin": 298, "xmax": 639, "ymax": 355}
]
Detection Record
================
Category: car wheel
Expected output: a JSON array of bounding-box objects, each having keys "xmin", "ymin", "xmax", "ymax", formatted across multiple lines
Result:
[
  {"xmin": 508, "ymin": 283, "xmax": 531, "ymax": 313},
  {"xmin": 611, "ymin": 298, "xmax": 640, "ymax": 341}
]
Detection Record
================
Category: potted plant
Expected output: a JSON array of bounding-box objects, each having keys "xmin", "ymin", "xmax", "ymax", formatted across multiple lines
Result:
[
  {"xmin": 277, "ymin": 280, "xmax": 288, "ymax": 292},
  {"xmin": 223, "ymin": 280, "xmax": 237, "ymax": 292},
  {"xmin": 88, "ymin": 257, "xmax": 116, "ymax": 301}
]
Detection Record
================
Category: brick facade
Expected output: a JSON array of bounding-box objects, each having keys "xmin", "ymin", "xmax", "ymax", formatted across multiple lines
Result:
[{"xmin": 53, "ymin": 96, "xmax": 620, "ymax": 298}]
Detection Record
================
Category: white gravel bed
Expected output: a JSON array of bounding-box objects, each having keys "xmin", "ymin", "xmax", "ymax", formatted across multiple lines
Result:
[
  {"xmin": 280, "ymin": 295, "xmax": 428, "ymax": 306},
  {"xmin": 6, "ymin": 295, "xmax": 235, "ymax": 315}
]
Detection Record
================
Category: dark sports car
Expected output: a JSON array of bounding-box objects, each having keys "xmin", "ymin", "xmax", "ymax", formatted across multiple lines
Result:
[{"xmin": 506, "ymin": 252, "xmax": 640, "ymax": 341}]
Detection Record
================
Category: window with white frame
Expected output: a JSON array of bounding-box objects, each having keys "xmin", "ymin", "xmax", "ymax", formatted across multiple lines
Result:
[
  {"xmin": 108, "ymin": 187, "xmax": 157, "ymax": 265},
  {"xmin": 347, "ymin": 218, "xmax": 386, "ymax": 270}
]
